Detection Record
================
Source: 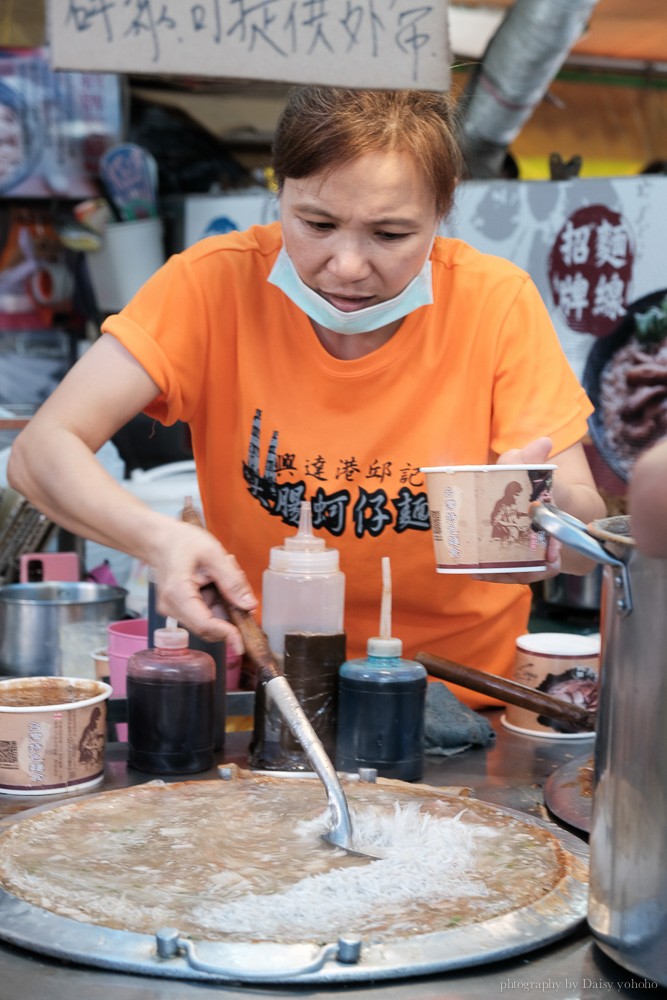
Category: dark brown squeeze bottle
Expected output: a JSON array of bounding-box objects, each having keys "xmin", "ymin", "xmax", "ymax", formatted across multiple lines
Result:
[{"xmin": 127, "ymin": 619, "xmax": 215, "ymax": 774}]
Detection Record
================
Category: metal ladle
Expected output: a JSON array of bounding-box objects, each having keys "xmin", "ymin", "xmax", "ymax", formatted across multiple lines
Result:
[{"xmin": 180, "ymin": 500, "xmax": 370, "ymax": 859}]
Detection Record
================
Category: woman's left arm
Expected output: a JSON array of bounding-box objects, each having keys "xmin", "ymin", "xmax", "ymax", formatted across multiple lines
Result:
[{"xmin": 549, "ymin": 441, "xmax": 606, "ymax": 521}]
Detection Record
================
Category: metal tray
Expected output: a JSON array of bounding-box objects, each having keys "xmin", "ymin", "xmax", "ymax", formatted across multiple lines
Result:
[{"xmin": 0, "ymin": 775, "xmax": 589, "ymax": 986}]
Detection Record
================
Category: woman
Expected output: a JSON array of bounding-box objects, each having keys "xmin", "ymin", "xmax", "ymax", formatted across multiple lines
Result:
[{"xmin": 8, "ymin": 87, "xmax": 605, "ymax": 706}]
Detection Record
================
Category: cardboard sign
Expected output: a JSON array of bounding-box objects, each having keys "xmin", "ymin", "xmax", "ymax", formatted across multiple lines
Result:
[{"xmin": 47, "ymin": 0, "xmax": 450, "ymax": 91}]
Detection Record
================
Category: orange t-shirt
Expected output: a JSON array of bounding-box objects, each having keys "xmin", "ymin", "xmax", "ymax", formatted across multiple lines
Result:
[{"xmin": 103, "ymin": 223, "xmax": 593, "ymax": 707}]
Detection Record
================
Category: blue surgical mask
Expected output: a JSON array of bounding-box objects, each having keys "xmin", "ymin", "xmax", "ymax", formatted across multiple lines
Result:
[{"xmin": 267, "ymin": 245, "xmax": 434, "ymax": 335}]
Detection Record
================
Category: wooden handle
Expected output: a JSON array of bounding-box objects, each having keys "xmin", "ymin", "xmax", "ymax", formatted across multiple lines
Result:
[
  {"xmin": 416, "ymin": 651, "xmax": 596, "ymax": 732},
  {"xmin": 180, "ymin": 497, "xmax": 280, "ymax": 683}
]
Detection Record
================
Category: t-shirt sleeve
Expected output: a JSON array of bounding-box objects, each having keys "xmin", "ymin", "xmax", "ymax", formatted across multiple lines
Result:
[
  {"xmin": 100, "ymin": 253, "xmax": 210, "ymax": 426},
  {"xmin": 487, "ymin": 273, "xmax": 593, "ymax": 457}
]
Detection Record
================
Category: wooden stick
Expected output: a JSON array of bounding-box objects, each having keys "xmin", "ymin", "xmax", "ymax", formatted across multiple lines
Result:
[
  {"xmin": 180, "ymin": 497, "xmax": 279, "ymax": 684},
  {"xmin": 416, "ymin": 651, "xmax": 596, "ymax": 732}
]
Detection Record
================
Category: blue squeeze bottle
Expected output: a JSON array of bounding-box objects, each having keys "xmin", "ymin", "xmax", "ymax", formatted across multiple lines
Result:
[{"xmin": 335, "ymin": 557, "xmax": 427, "ymax": 782}]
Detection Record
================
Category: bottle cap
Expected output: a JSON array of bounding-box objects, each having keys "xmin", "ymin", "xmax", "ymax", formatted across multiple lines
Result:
[
  {"xmin": 269, "ymin": 501, "xmax": 340, "ymax": 574},
  {"xmin": 154, "ymin": 616, "xmax": 189, "ymax": 649},
  {"xmin": 367, "ymin": 636, "xmax": 403, "ymax": 657}
]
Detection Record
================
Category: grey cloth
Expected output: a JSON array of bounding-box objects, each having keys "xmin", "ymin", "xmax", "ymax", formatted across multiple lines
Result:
[{"xmin": 423, "ymin": 682, "xmax": 496, "ymax": 757}]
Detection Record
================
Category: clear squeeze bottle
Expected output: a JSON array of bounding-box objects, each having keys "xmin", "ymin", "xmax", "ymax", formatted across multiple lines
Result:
[
  {"xmin": 261, "ymin": 500, "xmax": 345, "ymax": 658},
  {"xmin": 335, "ymin": 557, "xmax": 427, "ymax": 782},
  {"xmin": 126, "ymin": 617, "xmax": 216, "ymax": 775},
  {"xmin": 249, "ymin": 501, "xmax": 346, "ymax": 770}
]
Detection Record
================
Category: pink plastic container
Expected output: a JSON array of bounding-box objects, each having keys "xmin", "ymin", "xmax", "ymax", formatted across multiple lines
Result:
[
  {"xmin": 226, "ymin": 651, "xmax": 241, "ymax": 691},
  {"xmin": 107, "ymin": 618, "xmax": 148, "ymax": 740}
]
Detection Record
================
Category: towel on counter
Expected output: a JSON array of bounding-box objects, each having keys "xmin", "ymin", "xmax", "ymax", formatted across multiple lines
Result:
[{"xmin": 424, "ymin": 682, "xmax": 496, "ymax": 757}]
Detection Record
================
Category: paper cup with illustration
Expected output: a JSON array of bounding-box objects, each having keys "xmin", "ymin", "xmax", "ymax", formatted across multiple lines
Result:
[
  {"xmin": 0, "ymin": 676, "xmax": 111, "ymax": 794},
  {"xmin": 503, "ymin": 632, "xmax": 601, "ymax": 738},
  {"xmin": 421, "ymin": 464, "xmax": 556, "ymax": 574}
]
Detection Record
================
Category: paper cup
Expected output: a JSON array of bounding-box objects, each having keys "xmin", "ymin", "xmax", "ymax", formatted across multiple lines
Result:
[
  {"xmin": 0, "ymin": 677, "xmax": 111, "ymax": 795},
  {"xmin": 503, "ymin": 632, "xmax": 600, "ymax": 738},
  {"xmin": 91, "ymin": 647, "xmax": 109, "ymax": 681},
  {"xmin": 420, "ymin": 464, "xmax": 555, "ymax": 574}
]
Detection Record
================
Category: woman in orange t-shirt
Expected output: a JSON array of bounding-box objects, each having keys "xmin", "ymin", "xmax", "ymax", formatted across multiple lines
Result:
[{"xmin": 8, "ymin": 87, "xmax": 605, "ymax": 705}]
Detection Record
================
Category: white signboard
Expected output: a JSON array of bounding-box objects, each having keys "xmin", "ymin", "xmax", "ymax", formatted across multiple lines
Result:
[{"xmin": 47, "ymin": 0, "xmax": 450, "ymax": 91}]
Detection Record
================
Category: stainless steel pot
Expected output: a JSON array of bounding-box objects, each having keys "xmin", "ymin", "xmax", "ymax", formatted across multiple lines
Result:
[
  {"xmin": 541, "ymin": 566, "xmax": 602, "ymax": 610},
  {"xmin": 0, "ymin": 582, "xmax": 127, "ymax": 678},
  {"xmin": 532, "ymin": 503, "xmax": 667, "ymax": 987}
]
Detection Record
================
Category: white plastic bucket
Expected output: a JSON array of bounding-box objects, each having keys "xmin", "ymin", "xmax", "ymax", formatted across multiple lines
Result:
[{"xmin": 86, "ymin": 217, "xmax": 165, "ymax": 312}]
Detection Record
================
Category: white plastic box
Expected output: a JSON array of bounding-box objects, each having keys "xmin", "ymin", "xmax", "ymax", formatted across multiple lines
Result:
[{"xmin": 167, "ymin": 190, "xmax": 280, "ymax": 250}]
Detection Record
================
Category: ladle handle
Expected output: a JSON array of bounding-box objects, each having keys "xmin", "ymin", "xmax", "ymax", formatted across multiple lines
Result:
[
  {"xmin": 179, "ymin": 497, "xmax": 279, "ymax": 682},
  {"xmin": 530, "ymin": 502, "xmax": 622, "ymax": 568},
  {"xmin": 179, "ymin": 498, "xmax": 354, "ymax": 848},
  {"xmin": 266, "ymin": 675, "xmax": 353, "ymax": 848},
  {"xmin": 416, "ymin": 651, "xmax": 596, "ymax": 732},
  {"xmin": 531, "ymin": 501, "xmax": 633, "ymax": 616}
]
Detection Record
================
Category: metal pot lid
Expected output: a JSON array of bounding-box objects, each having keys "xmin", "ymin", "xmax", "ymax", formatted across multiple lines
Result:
[{"xmin": 0, "ymin": 770, "xmax": 588, "ymax": 985}]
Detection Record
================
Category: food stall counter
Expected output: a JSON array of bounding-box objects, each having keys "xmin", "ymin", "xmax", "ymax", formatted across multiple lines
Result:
[{"xmin": 0, "ymin": 711, "xmax": 657, "ymax": 999}]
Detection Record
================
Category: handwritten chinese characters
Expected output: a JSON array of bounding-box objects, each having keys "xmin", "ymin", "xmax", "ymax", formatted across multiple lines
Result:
[
  {"xmin": 548, "ymin": 205, "xmax": 635, "ymax": 338},
  {"xmin": 51, "ymin": 0, "xmax": 450, "ymax": 91}
]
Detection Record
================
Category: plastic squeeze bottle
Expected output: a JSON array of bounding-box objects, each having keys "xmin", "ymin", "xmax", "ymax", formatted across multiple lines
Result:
[
  {"xmin": 261, "ymin": 500, "xmax": 345, "ymax": 658},
  {"xmin": 249, "ymin": 501, "xmax": 346, "ymax": 770},
  {"xmin": 335, "ymin": 557, "xmax": 427, "ymax": 782},
  {"xmin": 126, "ymin": 617, "xmax": 216, "ymax": 775}
]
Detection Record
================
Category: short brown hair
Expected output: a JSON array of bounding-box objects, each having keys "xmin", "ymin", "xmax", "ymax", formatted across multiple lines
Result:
[{"xmin": 272, "ymin": 86, "xmax": 463, "ymax": 219}]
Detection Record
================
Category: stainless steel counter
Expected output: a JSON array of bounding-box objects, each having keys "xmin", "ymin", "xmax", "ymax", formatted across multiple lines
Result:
[{"xmin": 0, "ymin": 711, "xmax": 660, "ymax": 1000}]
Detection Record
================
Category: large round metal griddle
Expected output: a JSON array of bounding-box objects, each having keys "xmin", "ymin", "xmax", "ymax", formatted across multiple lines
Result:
[{"xmin": 0, "ymin": 769, "xmax": 589, "ymax": 985}]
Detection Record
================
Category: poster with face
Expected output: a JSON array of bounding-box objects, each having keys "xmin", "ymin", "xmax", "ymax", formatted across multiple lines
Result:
[{"xmin": 0, "ymin": 48, "xmax": 123, "ymax": 199}]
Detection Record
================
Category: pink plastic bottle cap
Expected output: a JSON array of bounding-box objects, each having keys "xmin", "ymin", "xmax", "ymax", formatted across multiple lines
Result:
[{"xmin": 153, "ymin": 618, "xmax": 189, "ymax": 649}]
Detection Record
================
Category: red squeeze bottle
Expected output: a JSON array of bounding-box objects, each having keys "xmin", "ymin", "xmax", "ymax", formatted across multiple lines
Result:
[{"xmin": 126, "ymin": 618, "xmax": 215, "ymax": 774}]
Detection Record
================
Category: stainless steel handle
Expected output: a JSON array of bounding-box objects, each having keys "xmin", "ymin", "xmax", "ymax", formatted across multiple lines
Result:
[
  {"xmin": 155, "ymin": 928, "xmax": 362, "ymax": 980},
  {"xmin": 531, "ymin": 502, "xmax": 632, "ymax": 615},
  {"xmin": 267, "ymin": 675, "xmax": 354, "ymax": 850}
]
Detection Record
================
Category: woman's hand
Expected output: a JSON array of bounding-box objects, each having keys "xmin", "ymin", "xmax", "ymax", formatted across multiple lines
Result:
[
  {"xmin": 148, "ymin": 520, "xmax": 257, "ymax": 656},
  {"xmin": 496, "ymin": 436, "xmax": 553, "ymax": 467}
]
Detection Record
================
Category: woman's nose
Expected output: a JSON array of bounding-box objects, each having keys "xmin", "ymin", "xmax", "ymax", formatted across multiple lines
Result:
[{"xmin": 326, "ymin": 238, "xmax": 372, "ymax": 281}]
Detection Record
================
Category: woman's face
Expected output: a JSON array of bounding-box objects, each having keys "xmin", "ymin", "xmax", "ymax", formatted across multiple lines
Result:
[{"xmin": 279, "ymin": 150, "xmax": 439, "ymax": 314}]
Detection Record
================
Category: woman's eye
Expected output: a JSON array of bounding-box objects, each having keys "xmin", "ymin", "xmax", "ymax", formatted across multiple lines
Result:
[
  {"xmin": 304, "ymin": 219, "xmax": 334, "ymax": 231},
  {"xmin": 377, "ymin": 231, "xmax": 410, "ymax": 241}
]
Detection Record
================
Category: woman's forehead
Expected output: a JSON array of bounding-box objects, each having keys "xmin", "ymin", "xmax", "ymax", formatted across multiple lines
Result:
[{"xmin": 282, "ymin": 150, "xmax": 437, "ymax": 216}]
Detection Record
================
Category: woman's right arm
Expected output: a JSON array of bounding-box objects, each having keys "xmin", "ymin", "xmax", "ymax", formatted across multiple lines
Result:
[{"xmin": 7, "ymin": 335, "xmax": 256, "ymax": 651}]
